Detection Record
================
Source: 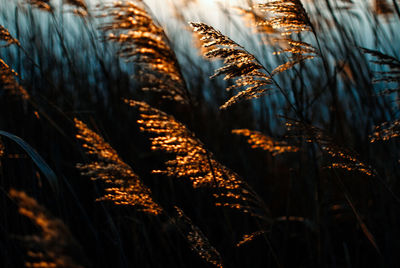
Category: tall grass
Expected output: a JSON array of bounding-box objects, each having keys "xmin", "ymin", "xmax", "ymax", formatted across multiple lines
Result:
[{"xmin": 1, "ymin": 0, "xmax": 400, "ymax": 267}]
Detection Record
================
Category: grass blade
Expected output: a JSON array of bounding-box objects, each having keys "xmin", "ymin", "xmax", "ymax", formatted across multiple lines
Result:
[{"xmin": 0, "ymin": 130, "xmax": 58, "ymax": 193}]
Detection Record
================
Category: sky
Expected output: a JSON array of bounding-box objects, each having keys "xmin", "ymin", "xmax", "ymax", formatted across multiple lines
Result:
[{"xmin": 88, "ymin": 0, "xmax": 245, "ymax": 22}]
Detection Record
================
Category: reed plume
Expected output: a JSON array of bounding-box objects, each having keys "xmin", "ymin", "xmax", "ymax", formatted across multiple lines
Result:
[
  {"xmin": 65, "ymin": 0, "xmax": 88, "ymax": 16},
  {"xmin": 370, "ymin": 119, "xmax": 400, "ymax": 142},
  {"xmin": 9, "ymin": 189, "xmax": 85, "ymax": 268},
  {"xmin": 75, "ymin": 119, "xmax": 227, "ymax": 265},
  {"xmin": 286, "ymin": 120, "xmax": 375, "ymax": 176},
  {"xmin": 0, "ymin": 59, "xmax": 30, "ymax": 100},
  {"xmin": 372, "ymin": 0, "xmax": 394, "ymax": 16},
  {"xmin": 362, "ymin": 48, "xmax": 400, "ymax": 142},
  {"xmin": 26, "ymin": 0, "xmax": 53, "ymax": 12},
  {"xmin": 74, "ymin": 118, "xmax": 163, "ymax": 215},
  {"xmin": 0, "ymin": 25, "xmax": 20, "ymax": 47},
  {"xmin": 236, "ymin": 1, "xmax": 318, "ymax": 75},
  {"xmin": 236, "ymin": 230, "xmax": 266, "ymax": 247},
  {"xmin": 174, "ymin": 207, "xmax": 223, "ymax": 268},
  {"xmin": 271, "ymin": 39, "xmax": 318, "ymax": 74},
  {"xmin": 257, "ymin": 0, "xmax": 312, "ymax": 35},
  {"xmin": 232, "ymin": 129, "xmax": 299, "ymax": 156},
  {"xmin": 191, "ymin": 0, "xmax": 318, "ymax": 109},
  {"xmin": 362, "ymin": 47, "xmax": 400, "ymax": 96},
  {"xmin": 75, "ymin": 120, "xmax": 229, "ymax": 265},
  {"xmin": 65, "ymin": 0, "xmax": 87, "ymax": 11},
  {"xmin": 0, "ymin": 29, "xmax": 29, "ymax": 100},
  {"xmin": 126, "ymin": 100, "xmax": 269, "ymax": 219},
  {"xmin": 235, "ymin": 216, "xmax": 313, "ymax": 248},
  {"xmin": 27, "ymin": 0, "xmax": 87, "ymax": 14},
  {"xmin": 257, "ymin": 0, "xmax": 319, "ymax": 74},
  {"xmin": 190, "ymin": 22, "xmax": 272, "ymax": 109},
  {"xmin": 235, "ymin": 7, "xmax": 276, "ymax": 36},
  {"xmin": 98, "ymin": 1, "xmax": 189, "ymax": 104}
]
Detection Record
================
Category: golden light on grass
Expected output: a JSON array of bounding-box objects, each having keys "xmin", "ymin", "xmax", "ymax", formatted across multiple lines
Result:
[
  {"xmin": 236, "ymin": 230, "xmax": 266, "ymax": 247},
  {"xmin": 190, "ymin": 0, "xmax": 320, "ymax": 109},
  {"xmin": 286, "ymin": 120, "xmax": 375, "ymax": 176},
  {"xmin": 174, "ymin": 207, "xmax": 223, "ymax": 268},
  {"xmin": 0, "ymin": 27, "xmax": 26, "ymax": 103},
  {"xmin": 0, "ymin": 25, "xmax": 20, "ymax": 47},
  {"xmin": 26, "ymin": 0, "xmax": 53, "ymax": 12},
  {"xmin": 370, "ymin": 119, "xmax": 400, "ymax": 142},
  {"xmin": 372, "ymin": 0, "xmax": 394, "ymax": 15},
  {"xmin": 0, "ymin": 0, "xmax": 397, "ymax": 265},
  {"xmin": 10, "ymin": 189, "xmax": 85, "ymax": 268},
  {"xmin": 0, "ymin": 59, "xmax": 30, "ymax": 100},
  {"xmin": 256, "ymin": 0, "xmax": 319, "ymax": 74},
  {"xmin": 235, "ymin": 7, "xmax": 277, "ymax": 36},
  {"xmin": 191, "ymin": 22, "xmax": 272, "ymax": 109},
  {"xmin": 362, "ymin": 47, "xmax": 400, "ymax": 97},
  {"xmin": 232, "ymin": 129, "xmax": 299, "ymax": 156},
  {"xmin": 65, "ymin": 0, "xmax": 87, "ymax": 11},
  {"xmin": 126, "ymin": 100, "xmax": 270, "ymax": 220},
  {"xmin": 258, "ymin": 0, "xmax": 312, "ymax": 35},
  {"xmin": 271, "ymin": 39, "xmax": 318, "ymax": 74},
  {"xmin": 74, "ymin": 118, "xmax": 163, "ymax": 215},
  {"xmin": 98, "ymin": 1, "xmax": 189, "ymax": 104}
]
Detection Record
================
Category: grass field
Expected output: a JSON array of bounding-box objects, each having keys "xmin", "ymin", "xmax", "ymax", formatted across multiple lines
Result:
[{"xmin": 1, "ymin": 0, "xmax": 400, "ymax": 267}]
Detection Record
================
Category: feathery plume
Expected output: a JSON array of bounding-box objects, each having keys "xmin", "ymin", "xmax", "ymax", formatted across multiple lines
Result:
[
  {"xmin": 75, "ymin": 118, "xmax": 228, "ymax": 264},
  {"xmin": 258, "ymin": 0, "xmax": 312, "ymax": 35},
  {"xmin": 65, "ymin": 0, "xmax": 87, "ymax": 10},
  {"xmin": 190, "ymin": 22, "xmax": 272, "ymax": 109},
  {"xmin": 126, "ymin": 100, "xmax": 269, "ymax": 219},
  {"xmin": 10, "ymin": 189, "xmax": 85, "ymax": 268},
  {"xmin": 232, "ymin": 129, "xmax": 299, "ymax": 156},
  {"xmin": 235, "ymin": 7, "xmax": 276, "ymax": 36},
  {"xmin": 98, "ymin": 1, "xmax": 189, "ymax": 104},
  {"xmin": 0, "ymin": 59, "xmax": 30, "ymax": 100},
  {"xmin": 26, "ymin": 0, "xmax": 53, "ymax": 12},
  {"xmin": 362, "ymin": 47, "xmax": 400, "ymax": 95},
  {"xmin": 256, "ymin": 0, "xmax": 318, "ymax": 74},
  {"xmin": 372, "ymin": 0, "xmax": 394, "ymax": 16},
  {"xmin": 174, "ymin": 207, "xmax": 223, "ymax": 268},
  {"xmin": 370, "ymin": 119, "xmax": 400, "ymax": 142},
  {"xmin": 271, "ymin": 39, "xmax": 318, "ymax": 74},
  {"xmin": 0, "ymin": 25, "xmax": 20, "ymax": 47},
  {"xmin": 65, "ymin": 0, "xmax": 88, "ymax": 16},
  {"xmin": 236, "ymin": 230, "xmax": 266, "ymax": 247},
  {"xmin": 286, "ymin": 120, "xmax": 375, "ymax": 176},
  {"xmin": 74, "ymin": 118, "xmax": 163, "ymax": 215}
]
